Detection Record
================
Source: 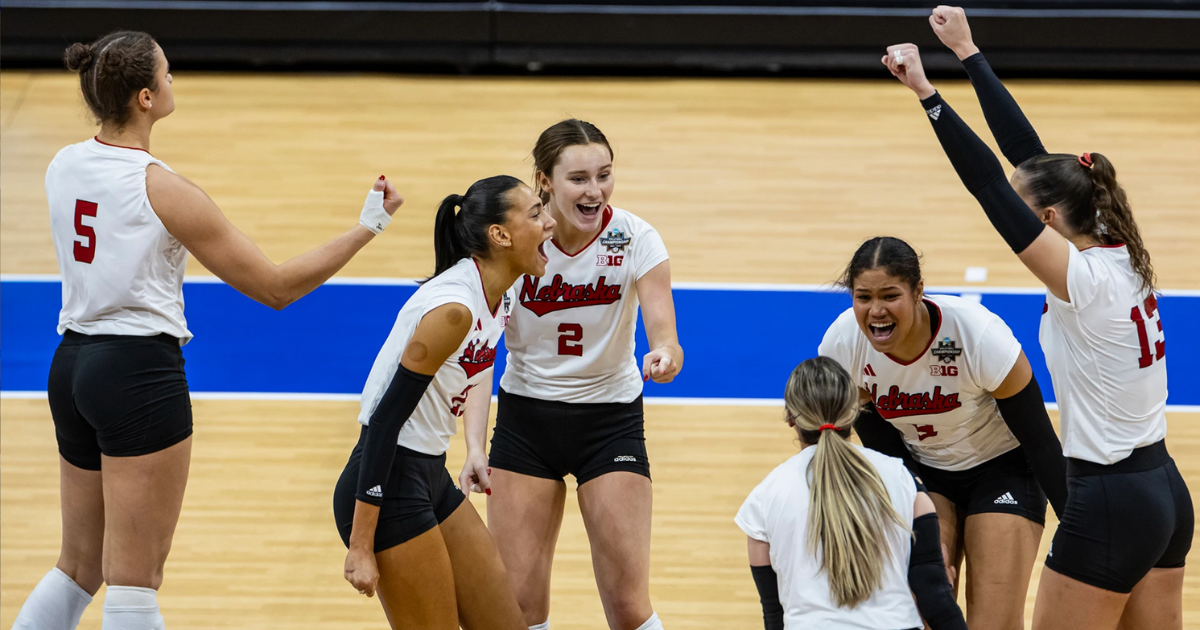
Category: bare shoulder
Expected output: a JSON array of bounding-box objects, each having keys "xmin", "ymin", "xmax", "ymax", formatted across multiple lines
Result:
[{"xmin": 145, "ymin": 163, "xmax": 209, "ymax": 206}]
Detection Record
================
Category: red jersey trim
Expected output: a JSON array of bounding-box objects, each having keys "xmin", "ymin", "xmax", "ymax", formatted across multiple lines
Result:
[
  {"xmin": 884, "ymin": 299, "xmax": 943, "ymax": 366},
  {"xmin": 472, "ymin": 259, "xmax": 502, "ymax": 318},
  {"xmin": 1079, "ymin": 242, "xmax": 1127, "ymax": 251},
  {"xmin": 93, "ymin": 136, "xmax": 151, "ymax": 154},
  {"xmin": 551, "ymin": 205, "xmax": 613, "ymax": 257}
]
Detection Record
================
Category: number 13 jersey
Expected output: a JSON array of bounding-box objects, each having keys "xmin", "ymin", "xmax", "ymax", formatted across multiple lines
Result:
[{"xmin": 501, "ymin": 206, "xmax": 669, "ymax": 404}]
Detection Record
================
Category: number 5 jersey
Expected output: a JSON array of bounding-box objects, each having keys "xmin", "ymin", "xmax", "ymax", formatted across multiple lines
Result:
[{"xmin": 500, "ymin": 206, "xmax": 669, "ymax": 404}]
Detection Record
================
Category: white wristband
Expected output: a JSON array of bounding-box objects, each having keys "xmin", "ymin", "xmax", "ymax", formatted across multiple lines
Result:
[{"xmin": 359, "ymin": 189, "xmax": 390, "ymax": 235}]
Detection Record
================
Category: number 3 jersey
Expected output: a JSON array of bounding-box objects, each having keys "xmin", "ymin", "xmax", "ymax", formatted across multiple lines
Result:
[
  {"xmin": 819, "ymin": 294, "xmax": 1023, "ymax": 471},
  {"xmin": 46, "ymin": 137, "xmax": 191, "ymax": 341},
  {"xmin": 1041, "ymin": 243, "xmax": 1167, "ymax": 465},
  {"xmin": 500, "ymin": 206, "xmax": 669, "ymax": 404},
  {"xmin": 358, "ymin": 258, "xmax": 514, "ymax": 456}
]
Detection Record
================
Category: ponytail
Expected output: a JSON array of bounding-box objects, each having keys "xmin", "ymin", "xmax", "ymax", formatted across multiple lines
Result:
[
  {"xmin": 1088, "ymin": 153, "xmax": 1156, "ymax": 293},
  {"xmin": 1017, "ymin": 152, "xmax": 1156, "ymax": 293},
  {"xmin": 426, "ymin": 176, "xmax": 525, "ymax": 280},
  {"xmin": 785, "ymin": 357, "xmax": 908, "ymax": 609}
]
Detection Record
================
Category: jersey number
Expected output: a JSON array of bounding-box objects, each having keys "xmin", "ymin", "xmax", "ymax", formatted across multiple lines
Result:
[
  {"xmin": 1130, "ymin": 295, "xmax": 1165, "ymax": 369},
  {"xmin": 558, "ymin": 323, "xmax": 583, "ymax": 356},
  {"xmin": 73, "ymin": 200, "xmax": 99, "ymax": 264},
  {"xmin": 912, "ymin": 424, "xmax": 938, "ymax": 441}
]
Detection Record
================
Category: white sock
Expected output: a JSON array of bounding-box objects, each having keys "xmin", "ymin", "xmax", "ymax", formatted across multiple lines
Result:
[
  {"xmin": 528, "ymin": 623, "xmax": 550, "ymax": 630},
  {"xmin": 634, "ymin": 612, "xmax": 663, "ymax": 630},
  {"xmin": 12, "ymin": 568, "xmax": 94, "ymax": 630},
  {"xmin": 102, "ymin": 586, "xmax": 165, "ymax": 630}
]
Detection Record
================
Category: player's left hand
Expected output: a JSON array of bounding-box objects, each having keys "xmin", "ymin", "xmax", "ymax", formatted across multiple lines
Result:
[
  {"xmin": 643, "ymin": 346, "xmax": 682, "ymax": 384},
  {"xmin": 458, "ymin": 451, "xmax": 492, "ymax": 497},
  {"xmin": 881, "ymin": 43, "xmax": 937, "ymax": 100}
]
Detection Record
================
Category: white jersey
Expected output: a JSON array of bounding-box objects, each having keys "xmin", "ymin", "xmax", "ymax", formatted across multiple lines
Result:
[
  {"xmin": 46, "ymin": 137, "xmax": 191, "ymax": 342},
  {"xmin": 736, "ymin": 445, "xmax": 921, "ymax": 630},
  {"xmin": 1041, "ymin": 243, "xmax": 1168, "ymax": 464},
  {"xmin": 819, "ymin": 294, "xmax": 1023, "ymax": 471},
  {"xmin": 358, "ymin": 258, "xmax": 513, "ymax": 456},
  {"xmin": 500, "ymin": 206, "xmax": 669, "ymax": 404}
]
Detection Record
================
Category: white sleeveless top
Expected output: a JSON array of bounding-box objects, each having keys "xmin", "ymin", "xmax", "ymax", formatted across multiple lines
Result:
[
  {"xmin": 1041, "ymin": 243, "xmax": 1168, "ymax": 464},
  {"xmin": 736, "ymin": 444, "xmax": 922, "ymax": 630},
  {"xmin": 45, "ymin": 137, "xmax": 190, "ymax": 342},
  {"xmin": 358, "ymin": 258, "xmax": 514, "ymax": 456},
  {"xmin": 500, "ymin": 206, "xmax": 669, "ymax": 404}
]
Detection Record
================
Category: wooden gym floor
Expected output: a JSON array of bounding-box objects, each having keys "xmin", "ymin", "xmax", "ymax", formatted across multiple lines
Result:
[{"xmin": 2, "ymin": 70, "xmax": 1198, "ymax": 628}]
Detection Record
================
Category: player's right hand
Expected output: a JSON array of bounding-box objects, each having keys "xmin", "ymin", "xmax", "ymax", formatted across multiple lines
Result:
[
  {"xmin": 344, "ymin": 546, "xmax": 379, "ymax": 597},
  {"xmin": 942, "ymin": 543, "xmax": 957, "ymax": 585},
  {"xmin": 374, "ymin": 176, "xmax": 404, "ymax": 216},
  {"xmin": 881, "ymin": 44, "xmax": 936, "ymax": 100},
  {"xmin": 930, "ymin": 6, "xmax": 980, "ymax": 61}
]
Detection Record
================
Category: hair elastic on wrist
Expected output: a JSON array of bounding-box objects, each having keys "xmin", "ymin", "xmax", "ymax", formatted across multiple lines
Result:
[{"xmin": 1078, "ymin": 153, "xmax": 1093, "ymax": 168}]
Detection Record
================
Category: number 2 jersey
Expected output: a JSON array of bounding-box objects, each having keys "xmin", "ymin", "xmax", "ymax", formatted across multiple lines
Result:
[
  {"xmin": 819, "ymin": 294, "xmax": 1023, "ymax": 471},
  {"xmin": 358, "ymin": 258, "xmax": 514, "ymax": 455},
  {"xmin": 1041, "ymin": 243, "xmax": 1167, "ymax": 465},
  {"xmin": 46, "ymin": 137, "xmax": 191, "ymax": 341},
  {"xmin": 500, "ymin": 206, "xmax": 669, "ymax": 404}
]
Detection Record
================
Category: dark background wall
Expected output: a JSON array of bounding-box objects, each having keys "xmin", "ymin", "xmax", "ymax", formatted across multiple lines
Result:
[{"xmin": 3, "ymin": 0, "xmax": 1199, "ymax": 76}]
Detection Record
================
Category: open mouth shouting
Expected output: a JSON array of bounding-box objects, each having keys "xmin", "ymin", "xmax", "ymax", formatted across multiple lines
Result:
[
  {"xmin": 538, "ymin": 240, "xmax": 549, "ymax": 263},
  {"xmin": 576, "ymin": 202, "xmax": 602, "ymax": 218},
  {"xmin": 869, "ymin": 321, "xmax": 897, "ymax": 341}
]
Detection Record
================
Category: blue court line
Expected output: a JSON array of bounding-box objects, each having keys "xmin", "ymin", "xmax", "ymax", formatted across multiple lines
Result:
[{"xmin": 2, "ymin": 278, "xmax": 1197, "ymax": 405}]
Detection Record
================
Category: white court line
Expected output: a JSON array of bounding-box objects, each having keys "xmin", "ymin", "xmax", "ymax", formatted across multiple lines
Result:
[
  {"xmin": 3, "ymin": 390, "xmax": 1197, "ymax": 413},
  {"xmin": 3, "ymin": 274, "xmax": 1198, "ymax": 297}
]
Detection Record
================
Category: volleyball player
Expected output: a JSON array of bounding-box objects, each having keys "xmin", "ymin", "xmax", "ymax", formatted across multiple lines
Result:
[
  {"xmin": 886, "ymin": 13, "xmax": 1192, "ymax": 627},
  {"xmin": 333, "ymin": 175, "xmax": 555, "ymax": 629},
  {"xmin": 11, "ymin": 32, "xmax": 403, "ymax": 630},
  {"xmin": 737, "ymin": 357, "xmax": 965, "ymax": 630},
  {"xmin": 475, "ymin": 120, "xmax": 683, "ymax": 630},
  {"xmin": 818, "ymin": 236, "xmax": 1067, "ymax": 630}
]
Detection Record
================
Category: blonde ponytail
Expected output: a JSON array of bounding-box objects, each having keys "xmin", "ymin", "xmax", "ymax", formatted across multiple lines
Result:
[{"xmin": 786, "ymin": 357, "xmax": 908, "ymax": 608}]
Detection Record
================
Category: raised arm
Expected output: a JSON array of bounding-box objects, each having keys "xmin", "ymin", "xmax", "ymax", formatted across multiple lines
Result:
[
  {"xmin": 146, "ymin": 168, "xmax": 403, "ymax": 310},
  {"xmin": 343, "ymin": 302, "xmax": 472, "ymax": 597},
  {"xmin": 882, "ymin": 44, "xmax": 1072, "ymax": 300},
  {"xmin": 930, "ymin": 6, "xmax": 1047, "ymax": 166}
]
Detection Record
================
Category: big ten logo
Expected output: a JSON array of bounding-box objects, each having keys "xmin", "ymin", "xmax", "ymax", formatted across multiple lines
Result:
[
  {"xmin": 930, "ymin": 365, "xmax": 958, "ymax": 377},
  {"xmin": 450, "ymin": 384, "xmax": 477, "ymax": 417},
  {"xmin": 596, "ymin": 255, "xmax": 624, "ymax": 267}
]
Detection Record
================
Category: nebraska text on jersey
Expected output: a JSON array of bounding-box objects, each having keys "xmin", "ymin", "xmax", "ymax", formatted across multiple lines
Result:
[
  {"xmin": 871, "ymin": 384, "xmax": 963, "ymax": 418},
  {"xmin": 519, "ymin": 274, "xmax": 623, "ymax": 315}
]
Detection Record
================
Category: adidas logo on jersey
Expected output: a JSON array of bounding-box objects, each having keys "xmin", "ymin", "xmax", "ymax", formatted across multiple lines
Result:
[
  {"xmin": 993, "ymin": 492, "xmax": 1018, "ymax": 505},
  {"xmin": 614, "ymin": 455, "xmax": 638, "ymax": 463},
  {"xmin": 863, "ymin": 364, "xmax": 877, "ymax": 377},
  {"xmin": 926, "ymin": 104, "xmax": 942, "ymax": 120},
  {"xmin": 366, "ymin": 485, "xmax": 383, "ymax": 498}
]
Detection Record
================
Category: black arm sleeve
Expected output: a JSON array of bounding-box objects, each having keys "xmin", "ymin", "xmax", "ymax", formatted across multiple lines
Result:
[
  {"xmin": 749, "ymin": 565, "xmax": 785, "ymax": 630},
  {"xmin": 919, "ymin": 92, "xmax": 1046, "ymax": 254},
  {"xmin": 962, "ymin": 52, "xmax": 1048, "ymax": 167},
  {"xmin": 995, "ymin": 374, "xmax": 1068, "ymax": 517},
  {"xmin": 909, "ymin": 513, "xmax": 968, "ymax": 630},
  {"xmin": 854, "ymin": 403, "xmax": 918, "ymax": 474},
  {"xmin": 355, "ymin": 364, "xmax": 435, "ymax": 505}
]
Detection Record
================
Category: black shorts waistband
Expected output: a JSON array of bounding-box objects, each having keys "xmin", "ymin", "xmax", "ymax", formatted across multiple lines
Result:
[
  {"xmin": 355, "ymin": 425, "xmax": 445, "ymax": 460},
  {"xmin": 62, "ymin": 330, "xmax": 180, "ymax": 347},
  {"xmin": 1067, "ymin": 440, "xmax": 1169, "ymax": 477}
]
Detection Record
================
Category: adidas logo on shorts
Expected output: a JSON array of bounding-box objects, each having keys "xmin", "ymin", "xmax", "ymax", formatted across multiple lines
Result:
[
  {"xmin": 366, "ymin": 485, "xmax": 383, "ymax": 498},
  {"xmin": 993, "ymin": 492, "xmax": 1018, "ymax": 505},
  {"xmin": 613, "ymin": 455, "xmax": 638, "ymax": 463}
]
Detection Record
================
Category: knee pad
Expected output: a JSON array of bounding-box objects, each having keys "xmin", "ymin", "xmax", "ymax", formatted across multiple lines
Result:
[{"xmin": 102, "ymin": 585, "xmax": 165, "ymax": 630}]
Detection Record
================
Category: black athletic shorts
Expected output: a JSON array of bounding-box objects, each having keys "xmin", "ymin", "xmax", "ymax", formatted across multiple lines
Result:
[
  {"xmin": 47, "ymin": 331, "xmax": 193, "ymax": 471},
  {"xmin": 916, "ymin": 447, "xmax": 1048, "ymax": 526},
  {"xmin": 488, "ymin": 388, "xmax": 650, "ymax": 486},
  {"xmin": 333, "ymin": 426, "xmax": 465, "ymax": 553},
  {"xmin": 1045, "ymin": 440, "xmax": 1193, "ymax": 593}
]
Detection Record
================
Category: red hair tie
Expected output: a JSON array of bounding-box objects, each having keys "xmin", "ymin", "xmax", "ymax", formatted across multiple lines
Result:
[
  {"xmin": 818, "ymin": 424, "xmax": 839, "ymax": 432},
  {"xmin": 1078, "ymin": 153, "xmax": 1093, "ymax": 168}
]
